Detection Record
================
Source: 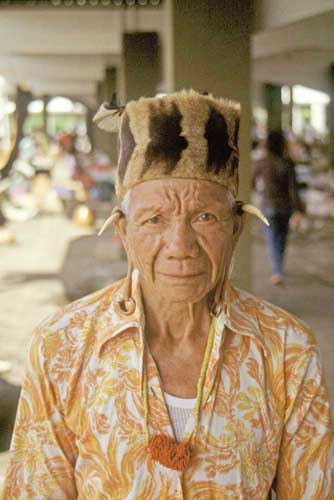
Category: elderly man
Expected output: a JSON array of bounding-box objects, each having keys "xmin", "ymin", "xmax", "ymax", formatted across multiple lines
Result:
[{"xmin": 2, "ymin": 90, "xmax": 333, "ymax": 499}]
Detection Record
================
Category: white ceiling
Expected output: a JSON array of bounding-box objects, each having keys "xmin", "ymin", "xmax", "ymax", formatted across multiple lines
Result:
[
  {"xmin": 0, "ymin": 7, "xmax": 164, "ymax": 104},
  {"xmin": 0, "ymin": 3, "xmax": 333, "ymax": 104},
  {"xmin": 252, "ymin": 10, "xmax": 334, "ymax": 94}
]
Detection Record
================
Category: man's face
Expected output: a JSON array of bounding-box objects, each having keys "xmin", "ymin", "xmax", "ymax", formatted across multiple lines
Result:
[{"xmin": 118, "ymin": 178, "xmax": 236, "ymax": 304}]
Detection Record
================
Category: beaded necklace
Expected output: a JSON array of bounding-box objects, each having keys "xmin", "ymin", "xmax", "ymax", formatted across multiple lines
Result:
[{"xmin": 142, "ymin": 318, "xmax": 216, "ymax": 472}]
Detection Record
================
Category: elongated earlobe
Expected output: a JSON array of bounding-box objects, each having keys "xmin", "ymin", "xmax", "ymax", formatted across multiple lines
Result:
[
  {"xmin": 101, "ymin": 206, "xmax": 136, "ymax": 315},
  {"xmin": 117, "ymin": 259, "xmax": 136, "ymax": 315}
]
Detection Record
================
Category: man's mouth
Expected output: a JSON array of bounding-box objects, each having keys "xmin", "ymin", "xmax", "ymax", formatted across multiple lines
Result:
[{"xmin": 158, "ymin": 272, "xmax": 204, "ymax": 279}]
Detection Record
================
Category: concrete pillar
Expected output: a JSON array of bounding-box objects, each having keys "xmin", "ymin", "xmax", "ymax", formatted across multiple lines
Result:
[
  {"xmin": 289, "ymin": 86, "xmax": 294, "ymax": 130},
  {"xmin": 281, "ymin": 85, "xmax": 293, "ymax": 133},
  {"xmin": 328, "ymin": 65, "xmax": 334, "ymax": 176},
  {"xmin": 168, "ymin": 0, "xmax": 252, "ymax": 290},
  {"xmin": 122, "ymin": 32, "xmax": 161, "ymax": 102},
  {"xmin": 92, "ymin": 66, "xmax": 118, "ymax": 164},
  {"xmin": 42, "ymin": 95, "xmax": 49, "ymax": 137},
  {"xmin": 265, "ymin": 83, "xmax": 282, "ymax": 132}
]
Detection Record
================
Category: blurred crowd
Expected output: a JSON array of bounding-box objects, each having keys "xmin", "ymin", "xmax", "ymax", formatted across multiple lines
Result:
[{"xmin": 0, "ymin": 127, "xmax": 117, "ymax": 243}]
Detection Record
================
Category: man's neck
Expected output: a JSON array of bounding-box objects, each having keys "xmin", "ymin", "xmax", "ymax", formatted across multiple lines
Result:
[{"xmin": 141, "ymin": 289, "xmax": 212, "ymax": 344}]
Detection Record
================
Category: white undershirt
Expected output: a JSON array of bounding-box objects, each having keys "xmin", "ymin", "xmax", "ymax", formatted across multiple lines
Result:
[{"xmin": 164, "ymin": 392, "xmax": 196, "ymax": 443}]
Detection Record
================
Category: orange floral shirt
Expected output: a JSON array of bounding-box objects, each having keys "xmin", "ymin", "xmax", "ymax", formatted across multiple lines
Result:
[{"xmin": 2, "ymin": 276, "xmax": 334, "ymax": 500}]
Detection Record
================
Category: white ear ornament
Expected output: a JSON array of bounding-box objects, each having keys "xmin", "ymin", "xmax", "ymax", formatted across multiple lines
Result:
[
  {"xmin": 241, "ymin": 204, "xmax": 269, "ymax": 226},
  {"xmin": 93, "ymin": 102, "xmax": 123, "ymax": 133}
]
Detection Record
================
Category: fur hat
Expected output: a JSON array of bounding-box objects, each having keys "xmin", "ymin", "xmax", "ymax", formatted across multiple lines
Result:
[{"xmin": 94, "ymin": 89, "xmax": 241, "ymax": 199}]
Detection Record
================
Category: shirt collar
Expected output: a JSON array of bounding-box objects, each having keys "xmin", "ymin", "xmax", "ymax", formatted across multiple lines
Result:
[
  {"xmin": 220, "ymin": 281, "xmax": 269, "ymax": 357},
  {"xmin": 96, "ymin": 269, "xmax": 145, "ymax": 353},
  {"xmin": 96, "ymin": 272, "xmax": 269, "ymax": 357}
]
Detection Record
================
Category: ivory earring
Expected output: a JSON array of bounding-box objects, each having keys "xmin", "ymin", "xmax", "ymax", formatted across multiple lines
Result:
[
  {"xmin": 118, "ymin": 258, "xmax": 136, "ymax": 315},
  {"xmin": 98, "ymin": 207, "xmax": 136, "ymax": 315}
]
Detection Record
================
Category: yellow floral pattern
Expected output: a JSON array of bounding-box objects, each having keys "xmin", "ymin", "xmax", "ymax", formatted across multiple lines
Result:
[{"xmin": 2, "ymin": 276, "xmax": 334, "ymax": 499}]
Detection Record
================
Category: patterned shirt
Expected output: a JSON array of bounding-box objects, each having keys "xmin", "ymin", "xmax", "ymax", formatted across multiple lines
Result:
[{"xmin": 2, "ymin": 274, "xmax": 334, "ymax": 499}]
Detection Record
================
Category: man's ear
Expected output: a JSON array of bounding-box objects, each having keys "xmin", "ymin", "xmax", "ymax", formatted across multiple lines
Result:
[
  {"xmin": 113, "ymin": 213, "xmax": 127, "ymax": 244},
  {"xmin": 232, "ymin": 212, "xmax": 247, "ymax": 248}
]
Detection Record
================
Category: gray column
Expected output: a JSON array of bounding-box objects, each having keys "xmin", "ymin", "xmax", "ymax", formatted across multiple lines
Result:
[
  {"xmin": 42, "ymin": 95, "xmax": 49, "ymax": 136},
  {"xmin": 265, "ymin": 83, "xmax": 282, "ymax": 132},
  {"xmin": 92, "ymin": 66, "xmax": 118, "ymax": 164},
  {"xmin": 328, "ymin": 65, "xmax": 334, "ymax": 175},
  {"xmin": 122, "ymin": 32, "xmax": 161, "ymax": 102}
]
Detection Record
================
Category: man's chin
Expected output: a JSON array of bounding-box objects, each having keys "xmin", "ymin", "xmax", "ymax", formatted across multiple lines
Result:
[{"xmin": 153, "ymin": 275, "xmax": 208, "ymax": 301}]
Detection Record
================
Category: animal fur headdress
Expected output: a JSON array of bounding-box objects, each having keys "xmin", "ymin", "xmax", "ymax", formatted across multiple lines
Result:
[{"xmin": 93, "ymin": 89, "xmax": 241, "ymax": 199}]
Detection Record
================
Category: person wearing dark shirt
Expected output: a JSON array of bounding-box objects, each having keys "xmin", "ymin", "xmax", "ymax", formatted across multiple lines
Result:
[{"xmin": 253, "ymin": 130, "xmax": 304, "ymax": 285}]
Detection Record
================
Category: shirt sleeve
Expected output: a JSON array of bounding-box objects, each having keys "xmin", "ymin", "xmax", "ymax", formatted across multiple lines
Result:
[
  {"xmin": 274, "ymin": 323, "xmax": 334, "ymax": 499},
  {"xmin": 1, "ymin": 326, "xmax": 78, "ymax": 500}
]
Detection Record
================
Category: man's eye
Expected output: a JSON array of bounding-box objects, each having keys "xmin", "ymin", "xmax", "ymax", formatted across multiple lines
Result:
[
  {"xmin": 145, "ymin": 215, "xmax": 161, "ymax": 225},
  {"xmin": 196, "ymin": 213, "xmax": 217, "ymax": 222}
]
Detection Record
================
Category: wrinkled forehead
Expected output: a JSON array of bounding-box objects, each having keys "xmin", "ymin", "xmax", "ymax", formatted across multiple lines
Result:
[{"xmin": 124, "ymin": 178, "xmax": 234, "ymax": 216}]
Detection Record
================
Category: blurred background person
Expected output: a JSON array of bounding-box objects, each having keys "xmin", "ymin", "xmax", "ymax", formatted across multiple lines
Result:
[{"xmin": 253, "ymin": 130, "xmax": 304, "ymax": 285}]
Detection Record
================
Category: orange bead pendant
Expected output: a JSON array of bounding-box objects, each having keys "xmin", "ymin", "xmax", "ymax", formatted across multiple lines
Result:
[{"xmin": 148, "ymin": 434, "xmax": 192, "ymax": 471}]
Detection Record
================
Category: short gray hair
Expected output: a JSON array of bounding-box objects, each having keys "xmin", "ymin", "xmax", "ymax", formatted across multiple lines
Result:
[{"xmin": 120, "ymin": 189, "xmax": 132, "ymax": 218}]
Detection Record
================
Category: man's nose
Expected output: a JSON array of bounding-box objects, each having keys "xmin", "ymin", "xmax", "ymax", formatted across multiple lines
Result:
[{"xmin": 165, "ymin": 221, "xmax": 199, "ymax": 259}]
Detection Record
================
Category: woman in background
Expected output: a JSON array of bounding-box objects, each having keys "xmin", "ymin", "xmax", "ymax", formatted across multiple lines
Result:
[{"xmin": 253, "ymin": 130, "xmax": 304, "ymax": 285}]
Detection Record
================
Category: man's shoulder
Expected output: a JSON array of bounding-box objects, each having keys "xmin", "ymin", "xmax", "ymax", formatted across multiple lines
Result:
[
  {"xmin": 35, "ymin": 278, "xmax": 126, "ymax": 348},
  {"xmin": 230, "ymin": 285, "xmax": 317, "ymax": 349}
]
